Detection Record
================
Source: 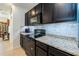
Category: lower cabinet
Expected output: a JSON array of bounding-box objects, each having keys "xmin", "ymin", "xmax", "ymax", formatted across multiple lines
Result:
[
  {"xmin": 24, "ymin": 38, "xmax": 35, "ymax": 56},
  {"xmin": 35, "ymin": 41, "xmax": 73, "ymax": 56},
  {"xmin": 36, "ymin": 46, "xmax": 47, "ymax": 56},
  {"xmin": 36, "ymin": 41, "xmax": 48, "ymax": 51},
  {"xmin": 20, "ymin": 34, "xmax": 73, "ymax": 56},
  {"xmin": 48, "ymin": 46, "xmax": 73, "ymax": 56},
  {"xmin": 48, "ymin": 53, "xmax": 55, "ymax": 56},
  {"xmin": 25, "ymin": 44, "xmax": 35, "ymax": 56},
  {"xmin": 20, "ymin": 34, "xmax": 23, "ymax": 48},
  {"xmin": 20, "ymin": 34, "xmax": 35, "ymax": 56}
]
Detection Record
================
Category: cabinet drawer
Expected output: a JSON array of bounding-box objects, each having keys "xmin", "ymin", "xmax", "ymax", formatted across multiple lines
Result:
[
  {"xmin": 36, "ymin": 41, "xmax": 48, "ymax": 51},
  {"xmin": 49, "ymin": 46, "xmax": 73, "ymax": 56}
]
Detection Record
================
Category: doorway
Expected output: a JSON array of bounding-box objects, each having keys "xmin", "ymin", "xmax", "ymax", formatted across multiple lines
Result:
[
  {"xmin": 0, "ymin": 19, "xmax": 9, "ymax": 40},
  {"xmin": 0, "ymin": 3, "xmax": 11, "ymax": 55}
]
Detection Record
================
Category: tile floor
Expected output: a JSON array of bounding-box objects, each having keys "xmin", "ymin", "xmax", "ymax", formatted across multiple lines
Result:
[{"xmin": 0, "ymin": 38, "xmax": 26, "ymax": 56}]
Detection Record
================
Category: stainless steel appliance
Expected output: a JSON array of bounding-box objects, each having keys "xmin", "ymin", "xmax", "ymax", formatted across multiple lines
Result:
[{"xmin": 34, "ymin": 29, "xmax": 46, "ymax": 38}]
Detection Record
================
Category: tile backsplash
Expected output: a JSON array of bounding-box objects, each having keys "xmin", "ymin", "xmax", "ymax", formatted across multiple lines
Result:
[
  {"xmin": 43, "ymin": 22, "xmax": 78, "ymax": 38},
  {"xmin": 22, "ymin": 22, "xmax": 78, "ymax": 39}
]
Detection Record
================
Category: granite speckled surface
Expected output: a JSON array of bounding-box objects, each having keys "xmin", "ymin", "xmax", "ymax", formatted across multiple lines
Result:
[
  {"xmin": 20, "ymin": 32, "xmax": 32, "ymax": 35},
  {"xmin": 20, "ymin": 32, "xmax": 79, "ymax": 56},
  {"xmin": 36, "ymin": 35, "xmax": 79, "ymax": 56}
]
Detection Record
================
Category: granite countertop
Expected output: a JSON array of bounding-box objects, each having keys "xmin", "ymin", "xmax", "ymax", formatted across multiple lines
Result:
[
  {"xmin": 20, "ymin": 32, "xmax": 35, "ymax": 39},
  {"xmin": 20, "ymin": 32, "xmax": 32, "ymax": 35},
  {"xmin": 20, "ymin": 32, "xmax": 79, "ymax": 55},
  {"xmin": 36, "ymin": 35, "xmax": 79, "ymax": 56}
]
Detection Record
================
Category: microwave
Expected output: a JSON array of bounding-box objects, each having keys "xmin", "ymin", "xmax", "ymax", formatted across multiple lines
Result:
[{"xmin": 30, "ymin": 13, "xmax": 42, "ymax": 25}]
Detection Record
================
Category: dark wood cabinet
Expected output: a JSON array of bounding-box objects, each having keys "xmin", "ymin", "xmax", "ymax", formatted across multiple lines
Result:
[
  {"xmin": 25, "ymin": 4, "xmax": 42, "ymax": 25},
  {"xmin": 25, "ymin": 13, "xmax": 29, "ymax": 26},
  {"xmin": 20, "ymin": 34, "xmax": 74, "ymax": 56},
  {"xmin": 30, "ymin": 7, "xmax": 36, "ymax": 17},
  {"xmin": 20, "ymin": 34, "xmax": 23, "ymax": 48},
  {"xmin": 20, "ymin": 34, "xmax": 35, "ymax": 56},
  {"xmin": 36, "ymin": 4, "xmax": 42, "ymax": 15},
  {"xmin": 25, "ymin": 12, "xmax": 30, "ymax": 26},
  {"xmin": 25, "ymin": 3, "xmax": 77, "ymax": 25},
  {"xmin": 23, "ymin": 36, "xmax": 30, "ymax": 50},
  {"xmin": 36, "ymin": 41, "xmax": 48, "ymax": 51},
  {"xmin": 42, "ymin": 3, "xmax": 77, "ymax": 23},
  {"xmin": 35, "ymin": 40, "xmax": 73, "ymax": 56},
  {"xmin": 36, "ymin": 41, "xmax": 48, "ymax": 56},
  {"xmin": 24, "ymin": 37, "xmax": 35, "ymax": 56},
  {"xmin": 42, "ymin": 3, "xmax": 54, "ymax": 23},
  {"xmin": 30, "ymin": 4, "xmax": 42, "ymax": 16},
  {"xmin": 36, "ymin": 46, "xmax": 47, "ymax": 56},
  {"xmin": 25, "ymin": 13, "xmax": 27, "ymax": 26},
  {"xmin": 24, "ymin": 38, "xmax": 35, "ymax": 56},
  {"xmin": 53, "ymin": 3, "xmax": 77, "ymax": 22},
  {"xmin": 48, "ymin": 46, "xmax": 73, "ymax": 56}
]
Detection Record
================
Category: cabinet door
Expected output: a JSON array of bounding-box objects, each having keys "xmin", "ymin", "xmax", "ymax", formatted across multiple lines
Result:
[
  {"xmin": 53, "ymin": 3, "xmax": 77, "ymax": 22},
  {"xmin": 25, "ymin": 13, "xmax": 29, "ymax": 26},
  {"xmin": 20, "ymin": 34, "xmax": 23, "ymax": 48},
  {"xmin": 36, "ymin": 47, "xmax": 47, "ymax": 56},
  {"xmin": 36, "ymin": 41, "xmax": 48, "ymax": 51},
  {"xmin": 23, "ymin": 37, "xmax": 35, "ymax": 56},
  {"xmin": 30, "ymin": 7, "xmax": 36, "ymax": 17},
  {"xmin": 49, "ymin": 46, "xmax": 73, "ymax": 56},
  {"xmin": 27, "ymin": 11, "xmax": 31, "ymax": 25},
  {"xmin": 29, "ymin": 40, "xmax": 35, "ymax": 56},
  {"xmin": 23, "ymin": 37, "xmax": 30, "ymax": 49},
  {"xmin": 42, "ymin": 3, "xmax": 54, "ymax": 23},
  {"xmin": 36, "ymin": 4, "xmax": 42, "ymax": 14}
]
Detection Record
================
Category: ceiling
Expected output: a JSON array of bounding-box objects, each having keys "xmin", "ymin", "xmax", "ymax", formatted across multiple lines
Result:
[
  {"xmin": 13, "ymin": 3, "xmax": 38, "ymax": 12},
  {"xmin": 0, "ymin": 3, "xmax": 38, "ymax": 13},
  {"xmin": 0, "ymin": 3, "xmax": 12, "ymax": 13}
]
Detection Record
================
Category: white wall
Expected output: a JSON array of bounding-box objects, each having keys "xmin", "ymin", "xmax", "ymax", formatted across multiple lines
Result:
[
  {"xmin": 26, "ymin": 22, "xmax": 78, "ymax": 38},
  {"xmin": 9, "ymin": 3, "xmax": 38, "ymax": 49},
  {"xmin": 77, "ymin": 4, "xmax": 79, "ymax": 47},
  {"xmin": 43, "ymin": 22, "xmax": 78, "ymax": 38},
  {"xmin": 12, "ymin": 5, "xmax": 26, "ymax": 49}
]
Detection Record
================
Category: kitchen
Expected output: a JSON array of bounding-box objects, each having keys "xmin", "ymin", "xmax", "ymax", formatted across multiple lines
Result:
[{"xmin": 20, "ymin": 3, "xmax": 78, "ymax": 56}]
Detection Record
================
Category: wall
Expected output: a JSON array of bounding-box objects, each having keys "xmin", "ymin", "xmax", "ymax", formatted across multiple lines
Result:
[
  {"xmin": 43, "ymin": 22, "xmax": 78, "ymax": 38},
  {"xmin": 25, "ymin": 22, "xmax": 77, "ymax": 38},
  {"xmin": 77, "ymin": 4, "xmax": 79, "ymax": 47},
  {"xmin": 10, "ymin": 3, "xmax": 38, "ymax": 49},
  {"xmin": 12, "ymin": 4, "xmax": 26, "ymax": 49}
]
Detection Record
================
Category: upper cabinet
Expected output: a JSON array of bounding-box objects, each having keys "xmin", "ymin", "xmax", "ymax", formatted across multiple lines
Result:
[
  {"xmin": 25, "ymin": 4, "xmax": 42, "ymax": 26},
  {"xmin": 25, "ymin": 3, "xmax": 77, "ymax": 26},
  {"xmin": 36, "ymin": 4, "xmax": 42, "ymax": 15},
  {"xmin": 42, "ymin": 3, "xmax": 54, "ymax": 23},
  {"xmin": 25, "ymin": 13, "xmax": 27, "ymax": 26},
  {"xmin": 53, "ymin": 3, "xmax": 77, "ymax": 22},
  {"xmin": 25, "ymin": 12, "xmax": 30, "ymax": 26},
  {"xmin": 30, "ymin": 4, "xmax": 42, "ymax": 17},
  {"xmin": 42, "ymin": 3, "xmax": 77, "ymax": 23},
  {"xmin": 30, "ymin": 7, "xmax": 36, "ymax": 17}
]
